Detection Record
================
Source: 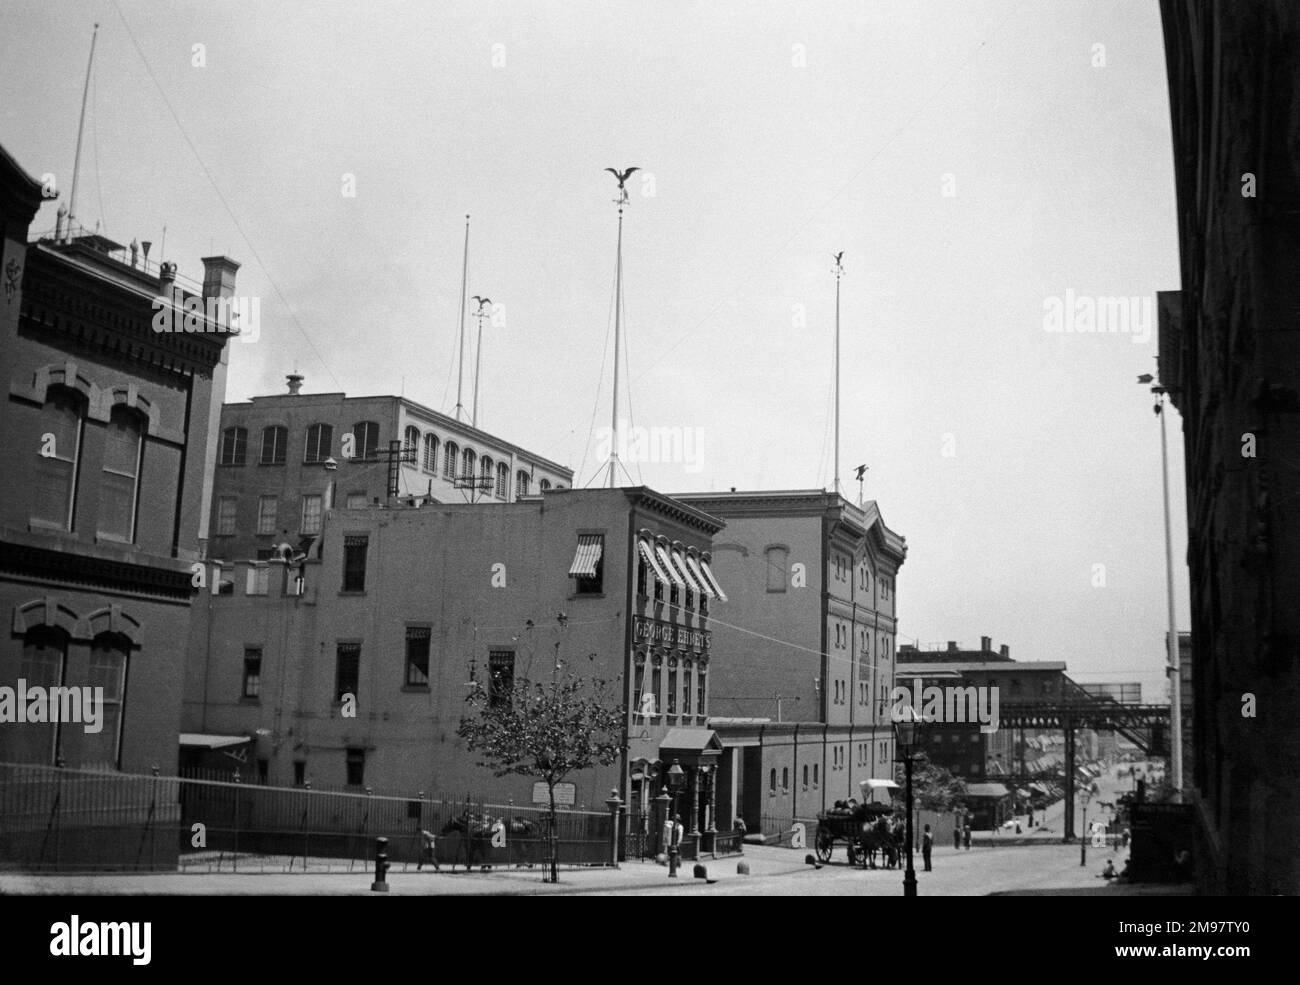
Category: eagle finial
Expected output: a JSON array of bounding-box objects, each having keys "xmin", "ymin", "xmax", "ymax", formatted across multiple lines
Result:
[{"xmin": 605, "ymin": 166, "xmax": 641, "ymax": 205}]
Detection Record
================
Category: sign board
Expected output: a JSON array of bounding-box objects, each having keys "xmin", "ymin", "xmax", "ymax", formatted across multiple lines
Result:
[{"xmin": 532, "ymin": 781, "xmax": 576, "ymax": 807}]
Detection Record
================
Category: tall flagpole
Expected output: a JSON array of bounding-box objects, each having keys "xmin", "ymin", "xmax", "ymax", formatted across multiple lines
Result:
[
  {"xmin": 471, "ymin": 296, "xmax": 492, "ymax": 428},
  {"xmin": 69, "ymin": 23, "xmax": 100, "ymax": 238},
  {"xmin": 833, "ymin": 252, "xmax": 844, "ymax": 496},
  {"xmin": 453, "ymin": 215, "xmax": 470, "ymax": 422},
  {"xmin": 603, "ymin": 167, "xmax": 638, "ymax": 488}
]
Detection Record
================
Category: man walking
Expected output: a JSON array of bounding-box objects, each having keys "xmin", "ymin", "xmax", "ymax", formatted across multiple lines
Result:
[
  {"xmin": 922, "ymin": 824, "xmax": 933, "ymax": 871},
  {"xmin": 963, "ymin": 825, "xmax": 972, "ymax": 850}
]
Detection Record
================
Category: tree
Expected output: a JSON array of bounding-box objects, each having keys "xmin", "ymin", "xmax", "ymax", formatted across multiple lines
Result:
[
  {"xmin": 457, "ymin": 670, "xmax": 624, "ymax": 883},
  {"xmin": 894, "ymin": 751, "xmax": 968, "ymax": 813}
]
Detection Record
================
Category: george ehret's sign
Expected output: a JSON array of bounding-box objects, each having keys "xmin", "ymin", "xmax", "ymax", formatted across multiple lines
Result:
[{"xmin": 633, "ymin": 616, "xmax": 708, "ymax": 651}]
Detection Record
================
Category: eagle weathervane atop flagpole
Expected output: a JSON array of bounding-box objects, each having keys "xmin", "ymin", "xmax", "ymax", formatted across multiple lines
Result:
[
  {"xmin": 604, "ymin": 166, "xmax": 639, "ymax": 488},
  {"xmin": 833, "ymin": 251, "xmax": 845, "ymax": 496}
]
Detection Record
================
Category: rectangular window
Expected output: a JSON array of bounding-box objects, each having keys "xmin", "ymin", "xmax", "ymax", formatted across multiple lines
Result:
[
  {"xmin": 667, "ymin": 659, "xmax": 678, "ymax": 715},
  {"xmin": 342, "ymin": 535, "xmax": 368, "ymax": 592},
  {"xmin": 34, "ymin": 388, "xmax": 83, "ymax": 530},
  {"xmin": 346, "ymin": 493, "xmax": 368, "ymax": 509},
  {"xmin": 100, "ymin": 409, "xmax": 143, "ymax": 541},
  {"xmin": 217, "ymin": 497, "xmax": 237, "ymax": 536},
  {"xmin": 682, "ymin": 664, "xmax": 693, "ymax": 716},
  {"xmin": 245, "ymin": 565, "xmax": 269, "ymax": 595},
  {"xmin": 335, "ymin": 643, "xmax": 360, "ymax": 702},
  {"xmin": 488, "ymin": 650, "xmax": 514, "ymax": 708},
  {"xmin": 257, "ymin": 495, "xmax": 278, "ymax": 535},
  {"xmin": 651, "ymin": 660, "xmax": 662, "ymax": 718},
  {"xmin": 83, "ymin": 638, "xmax": 127, "ymax": 770},
  {"xmin": 293, "ymin": 761, "xmax": 306, "ymax": 786},
  {"xmin": 405, "ymin": 626, "xmax": 431, "ymax": 687},
  {"xmin": 697, "ymin": 668, "xmax": 706, "ymax": 717},
  {"xmin": 301, "ymin": 494, "xmax": 322, "ymax": 534},
  {"xmin": 242, "ymin": 648, "xmax": 262, "ymax": 699},
  {"xmin": 346, "ymin": 747, "xmax": 365, "ymax": 787},
  {"xmin": 570, "ymin": 534, "xmax": 604, "ymax": 595}
]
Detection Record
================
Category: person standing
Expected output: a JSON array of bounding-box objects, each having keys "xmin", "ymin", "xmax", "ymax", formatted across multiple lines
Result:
[
  {"xmin": 922, "ymin": 824, "xmax": 933, "ymax": 871},
  {"xmin": 963, "ymin": 825, "xmax": 972, "ymax": 850},
  {"xmin": 953, "ymin": 823, "xmax": 962, "ymax": 851}
]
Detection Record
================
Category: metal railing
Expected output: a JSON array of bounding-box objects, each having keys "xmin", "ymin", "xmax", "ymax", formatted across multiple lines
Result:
[{"xmin": 0, "ymin": 762, "xmax": 613, "ymax": 874}]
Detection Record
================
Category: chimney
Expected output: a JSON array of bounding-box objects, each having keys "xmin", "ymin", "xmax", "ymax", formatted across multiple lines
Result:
[
  {"xmin": 201, "ymin": 255, "xmax": 240, "ymax": 300},
  {"xmin": 55, "ymin": 204, "xmax": 67, "ymax": 241},
  {"xmin": 130, "ymin": 239, "xmax": 139, "ymax": 268},
  {"xmin": 286, "ymin": 373, "xmax": 304, "ymax": 395},
  {"xmin": 1000, "ymin": 644, "xmax": 1010, "ymax": 659},
  {"xmin": 947, "ymin": 641, "xmax": 958, "ymax": 652},
  {"xmin": 980, "ymin": 635, "xmax": 992, "ymax": 652}
]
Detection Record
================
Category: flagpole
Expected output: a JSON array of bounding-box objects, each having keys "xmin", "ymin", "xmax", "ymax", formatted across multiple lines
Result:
[
  {"xmin": 68, "ymin": 23, "xmax": 99, "ymax": 238},
  {"xmin": 834, "ymin": 253, "xmax": 844, "ymax": 496},
  {"xmin": 453, "ymin": 215, "xmax": 470, "ymax": 422}
]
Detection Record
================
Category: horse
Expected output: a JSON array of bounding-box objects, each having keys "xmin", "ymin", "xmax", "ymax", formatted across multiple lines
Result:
[
  {"xmin": 439, "ymin": 811, "xmax": 500, "ymax": 871},
  {"xmin": 859, "ymin": 816, "xmax": 900, "ymax": 869}
]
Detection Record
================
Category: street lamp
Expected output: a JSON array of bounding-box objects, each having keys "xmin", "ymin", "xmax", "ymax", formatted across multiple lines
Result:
[
  {"xmin": 1080, "ymin": 781, "xmax": 1097, "ymax": 867},
  {"xmin": 666, "ymin": 759, "xmax": 685, "ymax": 878},
  {"xmin": 1137, "ymin": 373, "xmax": 1183, "ymax": 795},
  {"xmin": 893, "ymin": 704, "xmax": 922, "ymax": 897}
]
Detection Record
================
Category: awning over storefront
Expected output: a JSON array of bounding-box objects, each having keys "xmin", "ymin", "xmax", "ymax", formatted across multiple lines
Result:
[
  {"xmin": 179, "ymin": 733, "xmax": 251, "ymax": 750},
  {"xmin": 639, "ymin": 539, "xmax": 671, "ymax": 584},
  {"xmin": 964, "ymin": 782, "xmax": 1012, "ymax": 799},
  {"xmin": 568, "ymin": 534, "xmax": 603, "ymax": 577},
  {"xmin": 669, "ymin": 549, "xmax": 702, "ymax": 594},
  {"xmin": 698, "ymin": 559, "xmax": 728, "ymax": 601},
  {"xmin": 685, "ymin": 554, "xmax": 715, "ymax": 598}
]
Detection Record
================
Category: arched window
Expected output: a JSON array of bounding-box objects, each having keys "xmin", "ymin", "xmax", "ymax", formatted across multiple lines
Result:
[
  {"xmin": 260, "ymin": 425, "xmax": 287, "ymax": 465},
  {"xmin": 34, "ymin": 385, "xmax": 84, "ymax": 530},
  {"xmin": 84, "ymin": 632, "xmax": 130, "ymax": 770},
  {"xmin": 666, "ymin": 656, "xmax": 678, "ymax": 715},
  {"xmin": 443, "ymin": 441, "xmax": 459, "ymax": 479},
  {"xmin": 697, "ymin": 663, "xmax": 706, "ymax": 717},
  {"xmin": 539, "ymin": 478, "xmax": 552, "ymax": 492},
  {"xmin": 682, "ymin": 658, "xmax": 693, "ymax": 716},
  {"xmin": 462, "ymin": 447, "xmax": 476, "ymax": 479},
  {"xmin": 100, "ymin": 405, "xmax": 144, "ymax": 542},
  {"xmin": 14, "ymin": 626, "xmax": 68, "ymax": 763},
  {"xmin": 352, "ymin": 421, "xmax": 379, "ymax": 460},
  {"xmin": 769, "ymin": 768, "xmax": 776, "ymax": 794},
  {"xmin": 219, "ymin": 426, "xmax": 247, "ymax": 465},
  {"xmin": 515, "ymin": 470, "xmax": 530, "ymax": 498},
  {"xmin": 403, "ymin": 425, "xmax": 420, "ymax": 458},
  {"xmin": 480, "ymin": 455, "xmax": 494, "ymax": 482},
  {"xmin": 422, "ymin": 433, "xmax": 438, "ymax": 473},
  {"xmin": 304, "ymin": 423, "xmax": 333, "ymax": 463},
  {"xmin": 496, "ymin": 462, "xmax": 509, "ymax": 498}
]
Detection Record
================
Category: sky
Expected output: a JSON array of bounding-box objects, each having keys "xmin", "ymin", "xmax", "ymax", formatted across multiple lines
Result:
[{"xmin": 0, "ymin": 0, "xmax": 1188, "ymax": 700}]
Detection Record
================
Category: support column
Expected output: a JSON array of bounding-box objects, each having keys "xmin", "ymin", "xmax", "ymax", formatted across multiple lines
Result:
[{"xmin": 1063, "ymin": 720, "xmax": 1076, "ymax": 841}]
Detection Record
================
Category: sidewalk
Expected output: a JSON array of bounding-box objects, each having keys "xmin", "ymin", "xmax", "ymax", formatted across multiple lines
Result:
[{"xmin": 0, "ymin": 847, "xmax": 806, "ymax": 897}]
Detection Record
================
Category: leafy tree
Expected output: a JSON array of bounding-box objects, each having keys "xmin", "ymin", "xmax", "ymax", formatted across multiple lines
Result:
[
  {"xmin": 894, "ymin": 751, "xmax": 968, "ymax": 812},
  {"xmin": 457, "ymin": 670, "xmax": 623, "ymax": 883}
]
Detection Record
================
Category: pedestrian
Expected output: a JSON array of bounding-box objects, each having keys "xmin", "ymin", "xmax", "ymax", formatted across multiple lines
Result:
[
  {"xmin": 963, "ymin": 825, "xmax": 972, "ymax": 850},
  {"xmin": 1016, "ymin": 819, "xmax": 1022, "ymax": 835},
  {"xmin": 733, "ymin": 815, "xmax": 747, "ymax": 842},
  {"xmin": 922, "ymin": 824, "xmax": 933, "ymax": 871},
  {"xmin": 953, "ymin": 824, "xmax": 962, "ymax": 851},
  {"xmin": 1101, "ymin": 859, "xmax": 1117, "ymax": 880},
  {"xmin": 416, "ymin": 828, "xmax": 439, "ymax": 871}
]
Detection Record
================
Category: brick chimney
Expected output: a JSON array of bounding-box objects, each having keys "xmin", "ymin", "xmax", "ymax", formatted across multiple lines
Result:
[
  {"xmin": 1000, "ymin": 644, "xmax": 1010, "ymax": 659},
  {"xmin": 947, "ymin": 641, "xmax": 958, "ymax": 652},
  {"xmin": 980, "ymin": 635, "xmax": 992, "ymax": 652}
]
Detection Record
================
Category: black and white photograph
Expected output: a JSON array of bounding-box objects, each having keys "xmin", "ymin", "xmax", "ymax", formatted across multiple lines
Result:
[{"xmin": 0, "ymin": 0, "xmax": 1292, "ymax": 959}]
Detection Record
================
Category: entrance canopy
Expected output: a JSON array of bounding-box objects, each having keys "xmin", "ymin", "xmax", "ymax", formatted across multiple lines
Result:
[
  {"xmin": 659, "ymin": 728, "xmax": 722, "ymax": 767},
  {"xmin": 179, "ymin": 733, "xmax": 250, "ymax": 750}
]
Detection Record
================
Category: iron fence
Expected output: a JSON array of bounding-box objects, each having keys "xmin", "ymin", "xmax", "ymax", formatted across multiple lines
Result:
[{"xmin": 0, "ymin": 762, "xmax": 614, "ymax": 874}]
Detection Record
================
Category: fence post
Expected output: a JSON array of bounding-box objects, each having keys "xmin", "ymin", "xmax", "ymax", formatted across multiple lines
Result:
[
  {"xmin": 232, "ymin": 767, "xmax": 241, "ymax": 873},
  {"xmin": 370, "ymin": 836, "xmax": 390, "ymax": 892},
  {"xmin": 605, "ymin": 790, "xmax": 622, "ymax": 868}
]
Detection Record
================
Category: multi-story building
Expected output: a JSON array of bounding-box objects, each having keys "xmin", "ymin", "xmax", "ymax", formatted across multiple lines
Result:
[
  {"xmin": 674, "ymin": 490, "xmax": 906, "ymax": 833},
  {"xmin": 1159, "ymin": 0, "xmax": 1300, "ymax": 895},
  {"xmin": 207, "ymin": 378, "xmax": 572, "ymax": 560},
  {"xmin": 184, "ymin": 486, "xmax": 733, "ymax": 839},
  {"xmin": 0, "ymin": 141, "xmax": 235, "ymax": 773}
]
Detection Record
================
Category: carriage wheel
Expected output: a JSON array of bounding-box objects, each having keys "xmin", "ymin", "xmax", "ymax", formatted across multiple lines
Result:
[{"xmin": 815, "ymin": 829, "xmax": 833, "ymax": 863}]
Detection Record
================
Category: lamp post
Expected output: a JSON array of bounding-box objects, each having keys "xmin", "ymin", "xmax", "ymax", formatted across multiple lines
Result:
[
  {"xmin": 893, "ymin": 705, "xmax": 921, "ymax": 897},
  {"xmin": 666, "ymin": 760, "xmax": 685, "ymax": 877},
  {"xmin": 1080, "ymin": 781, "xmax": 1096, "ymax": 867},
  {"xmin": 1137, "ymin": 374, "xmax": 1183, "ymax": 796}
]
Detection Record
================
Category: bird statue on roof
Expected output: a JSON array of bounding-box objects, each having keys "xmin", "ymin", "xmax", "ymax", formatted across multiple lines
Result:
[{"xmin": 605, "ymin": 166, "xmax": 640, "ymax": 205}]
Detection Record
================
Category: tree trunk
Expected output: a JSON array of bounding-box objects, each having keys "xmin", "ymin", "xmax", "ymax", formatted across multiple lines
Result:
[{"xmin": 547, "ymin": 781, "xmax": 558, "ymax": 883}]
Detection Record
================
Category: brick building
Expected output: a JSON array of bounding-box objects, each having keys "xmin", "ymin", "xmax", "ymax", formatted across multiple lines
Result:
[
  {"xmin": 0, "ymin": 141, "xmax": 235, "ymax": 773},
  {"xmin": 1159, "ymin": 0, "xmax": 1300, "ymax": 895},
  {"xmin": 207, "ymin": 378, "xmax": 572, "ymax": 561},
  {"xmin": 185, "ymin": 486, "xmax": 735, "ymax": 839},
  {"xmin": 675, "ymin": 491, "xmax": 907, "ymax": 833}
]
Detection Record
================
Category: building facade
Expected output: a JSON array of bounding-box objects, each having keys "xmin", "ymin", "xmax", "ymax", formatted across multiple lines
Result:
[
  {"xmin": 0, "ymin": 141, "xmax": 235, "ymax": 773},
  {"xmin": 675, "ymin": 491, "xmax": 907, "ymax": 833},
  {"xmin": 184, "ymin": 486, "xmax": 733, "ymax": 835},
  {"xmin": 1159, "ymin": 0, "xmax": 1300, "ymax": 895},
  {"xmin": 207, "ymin": 379, "xmax": 573, "ymax": 561}
]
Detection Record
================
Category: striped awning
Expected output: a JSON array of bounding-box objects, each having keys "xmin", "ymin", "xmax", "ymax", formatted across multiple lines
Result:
[
  {"xmin": 639, "ymin": 539, "xmax": 671, "ymax": 583},
  {"xmin": 698, "ymin": 558, "xmax": 728, "ymax": 602},
  {"xmin": 685, "ymin": 554, "xmax": 715, "ymax": 598},
  {"xmin": 655, "ymin": 544, "xmax": 685, "ymax": 587},
  {"xmin": 670, "ymin": 549, "xmax": 701, "ymax": 594},
  {"xmin": 568, "ymin": 535, "xmax": 603, "ymax": 577}
]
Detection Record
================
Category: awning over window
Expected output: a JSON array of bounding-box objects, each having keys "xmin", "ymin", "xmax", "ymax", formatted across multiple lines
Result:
[
  {"xmin": 698, "ymin": 558, "xmax": 728, "ymax": 601},
  {"xmin": 655, "ymin": 544, "xmax": 685, "ymax": 587},
  {"xmin": 568, "ymin": 535, "xmax": 603, "ymax": 577},
  {"xmin": 670, "ymin": 549, "xmax": 702, "ymax": 594},
  {"xmin": 639, "ymin": 539, "xmax": 671, "ymax": 584},
  {"xmin": 179, "ymin": 733, "xmax": 251, "ymax": 750},
  {"xmin": 685, "ymin": 554, "xmax": 715, "ymax": 598}
]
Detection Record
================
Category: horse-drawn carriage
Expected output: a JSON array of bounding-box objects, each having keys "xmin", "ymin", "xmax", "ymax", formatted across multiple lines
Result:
[{"xmin": 814, "ymin": 801, "xmax": 902, "ymax": 868}]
